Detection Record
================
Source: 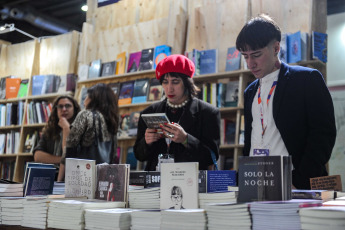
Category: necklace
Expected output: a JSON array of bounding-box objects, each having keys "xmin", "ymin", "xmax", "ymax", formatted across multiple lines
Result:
[{"xmin": 166, "ymin": 98, "xmax": 189, "ymax": 108}]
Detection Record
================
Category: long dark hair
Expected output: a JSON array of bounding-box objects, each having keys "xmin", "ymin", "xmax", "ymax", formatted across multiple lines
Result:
[
  {"xmin": 43, "ymin": 95, "xmax": 81, "ymax": 140},
  {"xmin": 86, "ymin": 83, "xmax": 119, "ymax": 134},
  {"xmin": 160, "ymin": 72, "xmax": 200, "ymax": 98}
]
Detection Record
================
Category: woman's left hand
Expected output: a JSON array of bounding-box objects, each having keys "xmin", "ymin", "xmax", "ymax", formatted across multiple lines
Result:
[{"xmin": 160, "ymin": 122, "xmax": 187, "ymax": 144}]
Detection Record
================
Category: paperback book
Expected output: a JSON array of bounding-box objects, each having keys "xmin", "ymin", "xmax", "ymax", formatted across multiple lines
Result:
[
  {"xmin": 154, "ymin": 45, "xmax": 171, "ymax": 69},
  {"xmin": 132, "ymin": 78, "xmax": 149, "ymax": 103},
  {"xmin": 127, "ymin": 51, "xmax": 142, "ymax": 73},
  {"xmin": 115, "ymin": 52, "xmax": 126, "ymax": 75},
  {"xmin": 141, "ymin": 113, "xmax": 170, "ymax": 132},
  {"xmin": 101, "ymin": 61, "xmax": 116, "ymax": 76},
  {"xmin": 118, "ymin": 81, "xmax": 135, "ymax": 105},
  {"xmin": 199, "ymin": 49, "xmax": 218, "ymax": 75},
  {"xmin": 88, "ymin": 59, "xmax": 102, "ymax": 79},
  {"xmin": 148, "ymin": 78, "xmax": 163, "ymax": 101},
  {"xmin": 5, "ymin": 77, "xmax": 21, "ymax": 99},
  {"xmin": 138, "ymin": 48, "xmax": 154, "ymax": 71},
  {"xmin": 24, "ymin": 167, "xmax": 56, "ymax": 196},
  {"xmin": 225, "ymin": 47, "xmax": 241, "ymax": 71},
  {"xmin": 287, "ymin": 31, "xmax": 302, "ymax": 63},
  {"xmin": 312, "ymin": 31, "xmax": 327, "ymax": 63}
]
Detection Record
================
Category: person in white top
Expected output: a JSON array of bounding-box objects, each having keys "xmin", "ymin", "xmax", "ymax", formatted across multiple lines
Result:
[{"xmin": 236, "ymin": 14, "xmax": 336, "ymax": 189}]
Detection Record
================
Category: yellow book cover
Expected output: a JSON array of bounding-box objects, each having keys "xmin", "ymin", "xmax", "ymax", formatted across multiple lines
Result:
[{"xmin": 116, "ymin": 52, "xmax": 127, "ymax": 75}]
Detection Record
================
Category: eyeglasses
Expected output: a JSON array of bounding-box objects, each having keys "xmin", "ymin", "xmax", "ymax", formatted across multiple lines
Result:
[
  {"xmin": 171, "ymin": 195, "xmax": 182, "ymax": 201},
  {"xmin": 57, "ymin": 104, "xmax": 73, "ymax": 110}
]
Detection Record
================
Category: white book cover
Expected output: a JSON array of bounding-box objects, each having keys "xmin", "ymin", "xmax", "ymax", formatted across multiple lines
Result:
[
  {"xmin": 160, "ymin": 162, "xmax": 199, "ymax": 209},
  {"xmin": 0, "ymin": 104, "xmax": 6, "ymax": 126},
  {"xmin": 35, "ymin": 102, "xmax": 42, "ymax": 124},
  {"xmin": 65, "ymin": 158, "xmax": 96, "ymax": 199},
  {"xmin": 0, "ymin": 134, "xmax": 6, "ymax": 154}
]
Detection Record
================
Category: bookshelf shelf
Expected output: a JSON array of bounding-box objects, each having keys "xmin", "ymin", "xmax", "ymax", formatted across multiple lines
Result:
[
  {"xmin": 26, "ymin": 91, "xmax": 73, "ymax": 101},
  {"xmin": 78, "ymin": 70, "xmax": 156, "ymax": 84},
  {"xmin": 0, "ymin": 125, "xmax": 22, "ymax": 130},
  {"xmin": 23, "ymin": 124, "xmax": 46, "ymax": 128},
  {"xmin": 0, "ymin": 154, "xmax": 18, "ymax": 158}
]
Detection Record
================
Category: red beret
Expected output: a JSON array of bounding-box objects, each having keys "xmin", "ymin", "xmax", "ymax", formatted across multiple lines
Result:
[{"xmin": 155, "ymin": 54, "xmax": 195, "ymax": 80}]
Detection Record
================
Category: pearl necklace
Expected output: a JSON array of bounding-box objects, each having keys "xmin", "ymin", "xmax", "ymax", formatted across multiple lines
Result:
[{"xmin": 166, "ymin": 99, "xmax": 189, "ymax": 108}]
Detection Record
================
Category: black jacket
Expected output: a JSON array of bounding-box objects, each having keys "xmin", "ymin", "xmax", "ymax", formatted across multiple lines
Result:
[
  {"xmin": 134, "ymin": 97, "xmax": 220, "ymax": 170},
  {"xmin": 243, "ymin": 62, "xmax": 336, "ymax": 189}
]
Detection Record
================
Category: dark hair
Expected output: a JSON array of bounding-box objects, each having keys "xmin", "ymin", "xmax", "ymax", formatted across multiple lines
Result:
[
  {"xmin": 160, "ymin": 72, "xmax": 200, "ymax": 98},
  {"xmin": 43, "ymin": 95, "xmax": 81, "ymax": 140},
  {"xmin": 236, "ymin": 14, "xmax": 281, "ymax": 52},
  {"xmin": 171, "ymin": 186, "xmax": 183, "ymax": 197},
  {"xmin": 86, "ymin": 83, "xmax": 119, "ymax": 135}
]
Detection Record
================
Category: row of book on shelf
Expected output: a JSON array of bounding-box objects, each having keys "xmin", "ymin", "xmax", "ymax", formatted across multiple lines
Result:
[
  {"xmin": 0, "ymin": 74, "xmax": 76, "ymax": 100},
  {"xmin": 0, "ymin": 101, "xmax": 25, "ymax": 126}
]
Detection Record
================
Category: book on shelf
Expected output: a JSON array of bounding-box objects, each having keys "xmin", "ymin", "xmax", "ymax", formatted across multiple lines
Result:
[
  {"xmin": 5, "ymin": 130, "xmax": 20, "ymax": 154},
  {"xmin": 79, "ymin": 86, "xmax": 89, "ymax": 110},
  {"xmin": 132, "ymin": 78, "xmax": 149, "ymax": 103},
  {"xmin": 31, "ymin": 75, "xmax": 45, "ymax": 96},
  {"xmin": 0, "ymin": 134, "xmax": 6, "ymax": 154},
  {"xmin": 301, "ymin": 32, "xmax": 309, "ymax": 61},
  {"xmin": 126, "ymin": 146, "xmax": 137, "ymax": 170},
  {"xmin": 239, "ymin": 114, "xmax": 245, "ymax": 145},
  {"xmin": 0, "ymin": 77, "xmax": 6, "ymax": 99},
  {"xmin": 1, "ymin": 161, "xmax": 15, "ymax": 180},
  {"xmin": 160, "ymin": 162, "xmax": 199, "ymax": 209},
  {"xmin": 101, "ymin": 61, "xmax": 117, "ymax": 77},
  {"xmin": 127, "ymin": 51, "xmax": 142, "ymax": 73},
  {"xmin": 312, "ymin": 31, "xmax": 327, "ymax": 63},
  {"xmin": 221, "ymin": 119, "xmax": 236, "ymax": 145},
  {"xmin": 42, "ymin": 75, "xmax": 61, "ymax": 94},
  {"xmin": 23, "ymin": 131, "xmax": 38, "ymax": 153},
  {"xmin": 5, "ymin": 77, "xmax": 21, "ymax": 99},
  {"xmin": 279, "ymin": 33, "xmax": 288, "ymax": 63},
  {"xmin": 224, "ymin": 81, "xmax": 239, "ymax": 107},
  {"xmin": 17, "ymin": 79, "xmax": 29, "ymax": 98},
  {"xmin": 118, "ymin": 113, "xmax": 130, "ymax": 138},
  {"xmin": 199, "ymin": 49, "xmax": 218, "ymax": 75},
  {"xmin": 148, "ymin": 78, "xmax": 163, "ymax": 101},
  {"xmin": 118, "ymin": 81, "xmax": 135, "ymax": 105},
  {"xmin": 154, "ymin": 45, "xmax": 172, "ymax": 69},
  {"xmin": 128, "ymin": 111, "xmax": 140, "ymax": 136},
  {"xmin": 237, "ymin": 155, "xmax": 292, "ymax": 202},
  {"xmin": 107, "ymin": 82, "xmax": 120, "ymax": 96},
  {"xmin": 57, "ymin": 73, "xmax": 77, "ymax": 93},
  {"xmin": 199, "ymin": 170, "xmax": 237, "ymax": 193},
  {"xmin": 65, "ymin": 158, "xmax": 96, "ymax": 199},
  {"xmin": 77, "ymin": 64, "xmax": 89, "ymax": 81},
  {"xmin": 0, "ymin": 104, "xmax": 6, "ymax": 126},
  {"xmin": 138, "ymin": 48, "xmax": 154, "ymax": 71},
  {"xmin": 141, "ymin": 113, "xmax": 170, "ymax": 132},
  {"xmin": 88, "ymin": 59, "xmax": 102, "ymax": 79},
  {"xmin": 287, "ymin": 31, "xmax": 302, "ymax": 63},
  {"xmin": 95, "ymin": 163, "xmax": 130, "ymax": 202},
  {"xmin": 115, "ymin": 52, "xmax": 127, "ymax": 75},
  {"xmin": 185, "ymin": 49, "xmax": 201, "ymax": 76},
  {"xmin": 225, "ymin": 47, "xmax": 241, "ymax": 71},
  {"xmin": 24, "ymin": 167, "xmax": 56, "ymax": 196},
  {"xmin": 291, "ymin": 189, "xmax": 334, "ymax": 201}
]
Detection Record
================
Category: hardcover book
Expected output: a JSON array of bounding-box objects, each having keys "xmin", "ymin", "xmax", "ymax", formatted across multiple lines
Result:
[
  {"xmin": 95, "ymin": 163, "xmax": 130, "ymax": 202},
  {"xmin": 199, "ymin": 49, "xmax": 218, "ymax": 75},
  {"xmin": 17, "ymin": 79, "xmax": 29, "ymax": 98},
  {"xmin": 237, "ymin": 155, "xmax": 292, "ymax": 202},
  {"xmin": 312, "ymin": 31, "xmax": 327, "ymax": 63},
  {"xmin": 287, "ymin": 31, "xmax": 302, "ymax": 63},
  {"xmin": 31, "ymin": 75, "xmax": 45, "ymax": 96},
  {"xmin": 138, "ymin": 48, "xmax": 154, "ymax": 71},
  {"xmin": 154, "ymin": 45, "xmax": 171, "ymax": 69},
  {"xmin": 160, "ymin": 162, "xmax": 199, "ymax": 209},
  {"xmin": 127, "ymin": 51, "xmax": 142, "ymax": 73},
  {"xmin": 5, "ymin": 77, "xmax": 21, "ymax": 99},
  {"xmin": 225, "ymin": 47, "xmax": 241, "ymax": 71},
  {"xmin": 24, "ymin": 167, "xmax": 56, "ymax": 196},
  {"xmin": 23, "ymin": 162, "xmax": 55, "ymax": 190},
  {"xmin": 88, "ymin": 59, "xmax": 102, "ymax": 79},
  {"xmin": 148, "ymin": 78, "xmax": 163, "ymax": 101},
  {"xmin": 101, "ymin": 61, "xmax": 116, "ymax": 77},
  {"xmin": 132, "ymin": 78, "xmax": 149, "ymax": 103},
  {"xmin": 115, "ymin": 52, "xmax": 126, "ymax": 75},
  {"xmin": 65, "ymin": 158, "xmax": 96, "ymax": 199},
  {"xmin": 118, "ymin": 81, "xmax": 135, "ymax": 105}
]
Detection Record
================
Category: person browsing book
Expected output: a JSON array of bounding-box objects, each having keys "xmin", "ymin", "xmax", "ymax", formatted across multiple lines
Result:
[
  {"xmin": 34, "ymin": 95, "xmax": 81, "ymax": 168},
  {"xmin": 57, "ymin": 83, "xmax": 119, "ymax": 181},
  {"xmin": 134, "ymin": 54, "xmax": 220, "ymax": 170},
  {"xmin": 237, "ymin": 14, "xmax": 336, "ymax": 189}
]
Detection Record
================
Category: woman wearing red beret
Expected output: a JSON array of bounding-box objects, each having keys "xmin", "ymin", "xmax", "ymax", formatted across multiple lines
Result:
[{"xmin": 134, "ymin": 54, "xmax": 220, "ymax": 170}]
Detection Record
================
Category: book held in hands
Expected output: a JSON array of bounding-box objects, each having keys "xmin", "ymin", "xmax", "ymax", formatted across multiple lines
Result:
[{"xmin": 141, "ymin": 113, "xmax": 170, "ymax": 133}]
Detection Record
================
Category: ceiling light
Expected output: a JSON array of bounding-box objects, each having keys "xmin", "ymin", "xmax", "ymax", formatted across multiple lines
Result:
[{"xmin": 81, "ymin": 5, "xmax": 88, "ymax": 12}]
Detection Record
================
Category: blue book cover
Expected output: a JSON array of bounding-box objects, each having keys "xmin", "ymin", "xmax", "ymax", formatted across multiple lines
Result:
[
  {"xmin": 118, "ymin": 81, "xmax": 135, "ymax": 105},
  {"xmin": 207, "ymin": 170, "xmax": 237, "ymax": 193},
  {"xmin": 24, "ymin": 167, "xmax": 56, "ymax": 196},
  {"xmin": 23, "ymin": 162, "xmax": 55, "ymax": 190},
  {"xmin": 126, "ymin": 147, "xmax": 137, "ymax": 170},
  {"xmin": 225, "ymin": 47, "xmax": 241, "ymax": 71},
  {"xmin": 132, "ymin": 78, "xmax": 149, "ymax": 104},
  {"xmin": 312, "ymin": 31, "xmax": 327, "ymax": 63},
  {"xmin": 199, "ymin": 49, "xmax": 218, "ymax": 75},
  {"xmin": 287, "ymin": 31, "xmax": 302, "ymax": 63},
  {"xmin": 31, "ymin": 75, "xmax": 46, "ymax": 96},
  {"xmin": 153, "ymin": 45, "xmax": 172, "ymax": 69}
]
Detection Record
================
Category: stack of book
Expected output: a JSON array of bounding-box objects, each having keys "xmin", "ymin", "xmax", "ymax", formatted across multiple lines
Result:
[
  {"xmin": 52, "ymin": 182, "xmax": 65, "ymax": 195},
  {"xmin": 131, "ymin": 210, "xmax": 161, "ymax": 230},
  {"xmin": 84, "ymin": 208, "xmax": 132, "ymax": 230},
  {"xmin": 299, "ymin": 206, "xmax": 345, "ymax": 229},
  {"xmin": 205, "ymin": 202, "xmax": 251, "ymax": 230},
  {"xmin": 161, "ymin": 209, "xmax": 207, "ymax": 230},
  {"xmin": 250, "ymin": 199, "xmax": 323, "ymax": 230},
  {"xmin": 0, "ymin": 179, "xmax": 23, "ymax": 197},
  {"xmin": 21, "ymin": 196, "xmax": 49, "ymax": 229},
  {"xmin": 47, "ymin": 199, "xmax": 126, "ymax": 229},
  {"xmin": 0, "ymin": 197, "xmax": 25, "ymax": 226},
  {"xmin": 198, "ymin": 191, "xmax": 237, "ymax": 209},
  {"xmin": 128, "ymin": 187, "xmax": 160, "ymax": 209}
]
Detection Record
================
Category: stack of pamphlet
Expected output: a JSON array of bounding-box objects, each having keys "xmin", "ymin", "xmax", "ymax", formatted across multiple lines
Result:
[
  {"xmin": 131, "ymin": 210, "xmax": 161, "ymax": 230},
  {"xmin": 299, "ymin": 206, "xmax": 345, "ymax": 229},
  {"xmin": 21, "ymin": 196, "xmax": 49, "ymax": 229},
  {"xmin": 0, "ymin": 197, "xmax": 25, "ymax": 225},
  {"xmin": 47, "ymin": 199, "xmax": 126, "ymax": 230},
  {"xmin": 205, "ymin": 202, "xmax": 251, "ymax": 230},
  {"xmin": 250, "ymin": 199, "xmax": 323, "ymax": 230},
  {"xmin": 161, "ymin": 209, "xmax": 207, "ymax": 230},
  {"xmin": 128, "ymin": 187, "xmax": 160, "ymax": 209},
  {"xmin": 84, "ymin": 208, "xmax": 132, "ymax": 230},
  {"xmin": 199, "ymin": 191, "xmax": 236, "ymax": 209}
]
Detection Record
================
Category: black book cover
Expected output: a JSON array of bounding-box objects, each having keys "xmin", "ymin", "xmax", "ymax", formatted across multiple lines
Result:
[
  {"xmin": 145, "ymin": 171, "xmax": 160, "ymax": 188},
  {"xmin": 101, "ymin": 61, "xmax": 116, "ymax": 76},
  {"xmin": 130, "ymin": 171, "xmax": 147, "ymax": 186},
  {"xmin": 138, "ymin": 48, "xmax": 154, "ymax": 71}
]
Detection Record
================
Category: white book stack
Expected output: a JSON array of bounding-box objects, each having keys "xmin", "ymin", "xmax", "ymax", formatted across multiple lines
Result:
[
  {"xmin": 198, "ymin": 191, "xmax": 237, "ymax": 209},
  {"xmin": 250, "ymin": 199, "xmax": 323, "ymax": 230},
  {"xmin": 205, "ymin": 202, "xmax": 251, "ymax": 230},
  {"xmin": 0, "ymin": 183, "xmax": 23, "ymax": 197},
  {"xmin": 161, "ymin": 209, "xmax": 207, "ymax": 230},
  {"xmin": 0, "ymin": 197, "xmax": 25, "ymax": 226},
  {"xmin": 47, "ymin": 199, "xmax": 126, "ymax": 230},
  {"xmin": 131, "ymin": 209, "xmax": 161, "ymax": 230},
  {"xmin": 128, "ymin": 187, "xmax": 160, "ymax": 209},
  {"xmin": 21, "ymin": 196, "xmax": 49, "ymax": 229},
  {"xmin": 52, "ymin": 182, "xmax": 65, "ymax": 195},
  {"xmin": 84, "ymin": 208, "xmax": 132, "ymax": 230},
  {"xmin": 299, "ymin": 206, "xmax": 345, "ymax": 230}
]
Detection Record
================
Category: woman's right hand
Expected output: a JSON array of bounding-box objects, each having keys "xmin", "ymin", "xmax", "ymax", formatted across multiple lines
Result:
[{"xmin": 145, "ymin": 128, "xmax": 163, "ymax": 145}]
